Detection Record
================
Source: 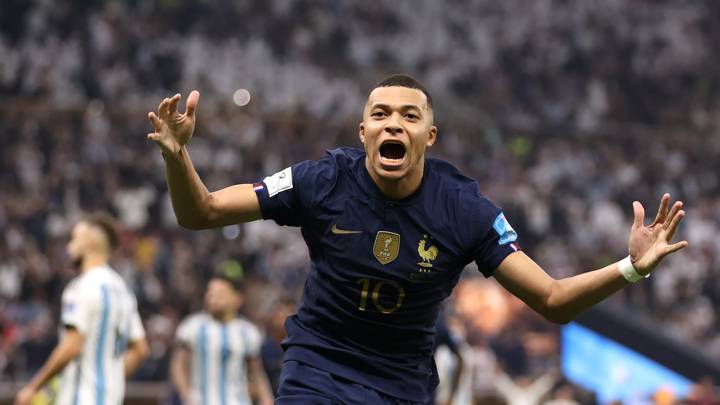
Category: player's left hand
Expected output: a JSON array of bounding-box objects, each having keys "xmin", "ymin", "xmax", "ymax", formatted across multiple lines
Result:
[
  {"xmin": 628, "ymin": 193, "xmax": 688, "ymax": 276},
  {"xmin": 13, "ymin": 386, "xmax": 34, "ymax": 405}
]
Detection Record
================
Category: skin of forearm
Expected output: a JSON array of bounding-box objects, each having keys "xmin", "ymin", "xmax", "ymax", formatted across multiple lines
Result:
[
  {"xmin": 164, "ymin": 146, "xmax": 214, "ymax": 229},
  {"xmin": 256, "ymin": 378, "xmax": 274, "ymax": 405},
  {"xmin": 545, "ymin": 263, "xmax": 628, "ymax": 323},
  {"xmin": 123, "ymin": 340, "xmax": 150, "ymax": 377},
  {"xmin": 170, "ymin": 349, "xmax": 192, "ymax": 400},
  {"xmin": 248, "ymin": 359, "xmax": 274, "ymax": 405},
  {"xmin": 123, "ymin": 353, "xmax": 142, "ymax": 378}
]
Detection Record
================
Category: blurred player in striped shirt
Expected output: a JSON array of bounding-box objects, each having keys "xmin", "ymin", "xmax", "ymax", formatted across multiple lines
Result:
[
  {"xmin": 170, "ymin": 272, "xmax": 273, "ymax": 405},
  {"xmin": 15, "ymin": 215, "xmax": 150, "ymax": 405}
]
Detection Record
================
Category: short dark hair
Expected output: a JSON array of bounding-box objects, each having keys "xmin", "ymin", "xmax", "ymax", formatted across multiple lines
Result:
[
  {"xmin": 373, "ymin": 74, "xmax": 433, "ymax": 109},
  {"xmin": 82, "ymin": 213, "xmax": 119, "ymax": 250}
]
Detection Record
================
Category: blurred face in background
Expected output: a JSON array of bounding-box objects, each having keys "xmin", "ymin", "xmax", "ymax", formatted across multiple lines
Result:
[
  {"xmin": 66, "ymin": 221, "xmax": 105, "ymax": 268},
  {"xmin": 360, "ymin": 86, "xmax": 437, "ymax": 184},
  {"xmin": 204, "ymin": 278, "xmax": 242, "ymax": 319}
]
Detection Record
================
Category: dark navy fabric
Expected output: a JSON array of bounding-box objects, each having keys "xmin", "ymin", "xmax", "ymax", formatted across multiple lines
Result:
[
  {"xmin": 277, "ymin": 361, "xmax": 428, "ymax": 405},
  {"xmin": 255, "ymin": 147, "xmax": 519, "ymax": 402}
]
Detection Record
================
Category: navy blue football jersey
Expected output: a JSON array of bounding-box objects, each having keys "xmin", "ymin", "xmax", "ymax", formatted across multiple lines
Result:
[{"xmin": 254, "ymin": 148, "xmax": 519, "ymax": 402}]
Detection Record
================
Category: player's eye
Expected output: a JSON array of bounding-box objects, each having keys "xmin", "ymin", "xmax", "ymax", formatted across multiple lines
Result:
[
  {"xmin": 405, "ymin": 113, "xmax": 418, "ymax": 120},
  {"xmin": 372, "ymin": 111, "xmax": 387, "ymax": 118}
]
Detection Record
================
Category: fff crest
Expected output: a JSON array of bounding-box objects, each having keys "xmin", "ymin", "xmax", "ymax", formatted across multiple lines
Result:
[
  {"xmin": 373, "ymin": 231, "xmax": 400, "ymax": 265},
  {"xmin": 417, "ymin": 235, "xmax": 438, "ymax": 268}
]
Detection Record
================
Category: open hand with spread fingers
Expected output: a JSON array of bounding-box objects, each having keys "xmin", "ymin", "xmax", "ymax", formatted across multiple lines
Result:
[
  {"xmin": 628, "ymin": 193, "xmax": 688, "ymax": 276},
  {"xmin": 147, "ymin": 91, "xmax": 200, "ymax": 156}
]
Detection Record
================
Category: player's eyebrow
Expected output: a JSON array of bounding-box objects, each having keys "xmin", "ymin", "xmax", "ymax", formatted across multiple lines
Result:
[{"xmin": 370, "ymin": 103, "xmax": 425, "ymax": 112}]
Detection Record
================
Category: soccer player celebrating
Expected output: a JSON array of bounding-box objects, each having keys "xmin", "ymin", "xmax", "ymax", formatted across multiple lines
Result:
[
  {"xmin": 171, "ymin": 272, "xmax": 273, "ymax": 405},
  {"xmin": 15, "ymin": 215, "xmax": 149, "ymax": 405},
  {"xmin": 147, "ymin": 75, "xmax": 688, "ymax": 404}
]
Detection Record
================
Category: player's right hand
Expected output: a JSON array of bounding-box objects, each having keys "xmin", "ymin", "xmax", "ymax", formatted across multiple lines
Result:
[{"xmin": 147, "ymin": 90, "xmax": 200, "ymax": 156}]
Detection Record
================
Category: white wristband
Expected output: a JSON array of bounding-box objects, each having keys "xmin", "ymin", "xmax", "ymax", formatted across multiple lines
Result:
[{"xmin": 618, "ymin": 256, "xmax": 648, "ymax": 283}]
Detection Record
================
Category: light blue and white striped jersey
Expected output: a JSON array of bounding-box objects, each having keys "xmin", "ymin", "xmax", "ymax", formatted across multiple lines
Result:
[
  {"xmin": 176, "ymin": 312, "xmax": 262, "ymax": 405},
  {"xmin": 56, "ymin": 265, "xmax": 145, "ymax": 405}
]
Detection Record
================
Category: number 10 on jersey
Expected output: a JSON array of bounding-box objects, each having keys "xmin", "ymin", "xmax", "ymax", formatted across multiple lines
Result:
[{"xmin": 356, "ymin": 278, "xmax": 406, "ymax": 314}]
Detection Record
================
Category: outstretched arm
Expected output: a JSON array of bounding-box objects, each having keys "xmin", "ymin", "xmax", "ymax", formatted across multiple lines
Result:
[
  {"xmin": 147, "ymin": 92, "xmax": 262, "ymax": 229},
  {"xmin": 494, "ymin": 194, "xmax": 687, "ymax": 324},
  {"xmin": 15, "ymin": 328, "xmax": 84, "ymax": 405}
]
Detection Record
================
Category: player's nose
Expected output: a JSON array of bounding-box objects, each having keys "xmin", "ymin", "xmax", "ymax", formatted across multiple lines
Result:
[{"xmin": 384, "ymin": 121, "xmax": 404, "ymax": 136}]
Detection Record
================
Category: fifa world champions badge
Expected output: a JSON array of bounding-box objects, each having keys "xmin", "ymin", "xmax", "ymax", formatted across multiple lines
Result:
[{"xmin": 373, "ymin": 231, "xmax": 400, "ymax": 265}]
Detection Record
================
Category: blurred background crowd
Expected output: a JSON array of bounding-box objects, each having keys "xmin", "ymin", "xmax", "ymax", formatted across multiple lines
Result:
[{"xmin": 2, "ymin": 0, "xmax": 720, "ymax": 403}]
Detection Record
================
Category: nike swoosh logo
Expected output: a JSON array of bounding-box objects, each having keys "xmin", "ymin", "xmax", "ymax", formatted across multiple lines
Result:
[{"xmin": 331, "ymin": 224, "xmax": 362, "ymax": 235}]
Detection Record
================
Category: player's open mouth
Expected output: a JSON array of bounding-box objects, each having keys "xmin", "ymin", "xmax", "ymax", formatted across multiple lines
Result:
[{"xmin": 379, "ymin": 141, "xmax": 406, "ymax": 168}]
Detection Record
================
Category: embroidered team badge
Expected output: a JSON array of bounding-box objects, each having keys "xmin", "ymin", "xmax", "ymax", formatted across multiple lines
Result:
[
  {"xmin": 373, "ymin": 231, "xmax": 400, "ymax": 265},
  {"xmin": 417, "ymin": 235, "xmax": 438, "ymax": 268}
]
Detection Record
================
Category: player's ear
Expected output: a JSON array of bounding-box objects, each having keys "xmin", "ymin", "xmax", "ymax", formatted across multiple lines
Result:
[
  {"xmin": 426, "ymin": 125, "xmax": 437, "ymax": 147},
  {"xmin": 359, "ymin": 122, "xmax": 365, "ymax": 144}
]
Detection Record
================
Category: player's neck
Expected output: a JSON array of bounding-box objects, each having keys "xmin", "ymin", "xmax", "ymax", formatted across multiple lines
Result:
[
  {"xmin": 211, "ymin": 311, "xmax": 236, "ymax": 323},
  {"xmin": 366, "ymin": 159, "xmax": 424, "ymax": 200},
  {"xmin": 79, "ymin": 252, "xmax": 109, "ymax": 274}
]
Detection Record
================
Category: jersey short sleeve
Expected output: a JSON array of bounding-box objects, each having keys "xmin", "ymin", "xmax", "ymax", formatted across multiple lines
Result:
[
  {"xmin": 175, "ymin": 315, "xmax": 199, "ymax": 346},
  {"xmin": 242, "ymin": 321, "xmax": 262, "ymax": 358},
  {"xmin": 61, "ymin": 281, "xmax": 99, "ymax": 335},
  {"xmin": 254, "ymin": 156, "xmax": 338, "ymax": 227},
  {"xmin": 128, "ymin": 306, "xmax": 145, "ymax": 341},
  {"xmin": 458, "ymin": 185, "xmax": 520, "ymax": 277}
]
